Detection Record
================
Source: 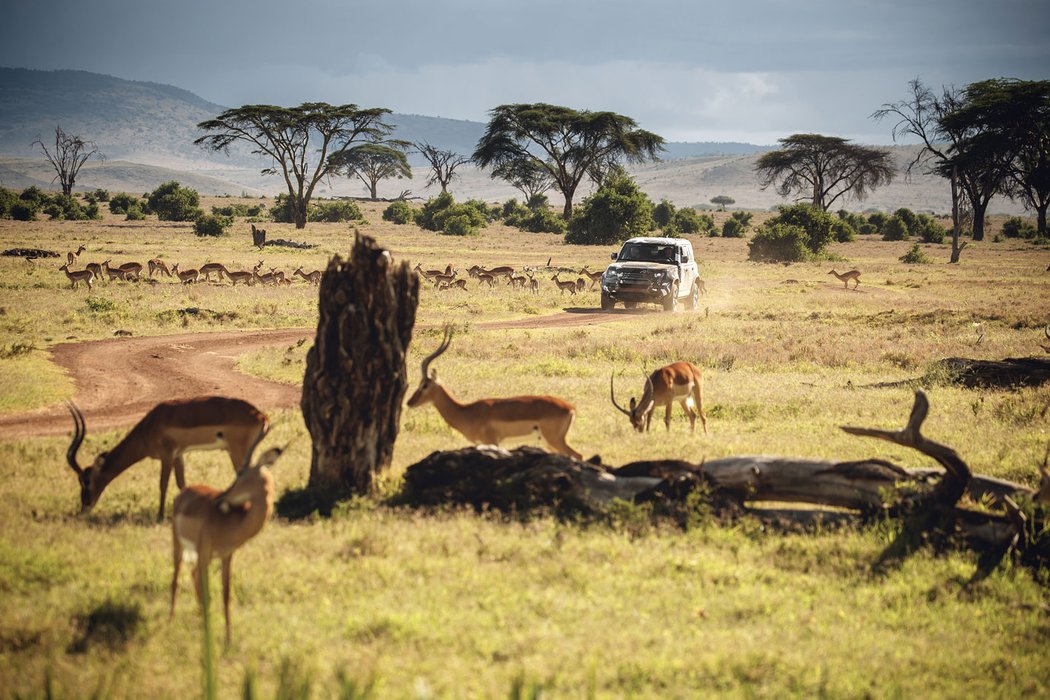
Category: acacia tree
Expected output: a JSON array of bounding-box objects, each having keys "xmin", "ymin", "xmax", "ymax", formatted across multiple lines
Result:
[
  {"xmin": 195, "ymin": 103, "xmax": 394, "ymax": 228},
  {"xmin": 754, "ymin": 134, "xmax": 894, "ymax": 212},
  {"xmin": 328, "ymin": 141, "xmax": 412, "ymax": 200},
  {"xmin": 33, "ymin": 126, "xmax": 103, "ymax": 196},
  {"xmin": 414, "ymin": 142, "xmax": 470, "ymax": 193},
  {"xmin": 473, "ymin": 103, "xmax": 665, "ymax": 218},
  {"xmin": 710, "ymin": 195, "xmax": 735, "ymax": 211}
]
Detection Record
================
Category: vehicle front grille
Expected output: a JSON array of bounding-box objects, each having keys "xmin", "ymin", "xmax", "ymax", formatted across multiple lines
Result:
[{"xmin": 618, "ymin": 270, "xmax": 653, "ymax": 286}]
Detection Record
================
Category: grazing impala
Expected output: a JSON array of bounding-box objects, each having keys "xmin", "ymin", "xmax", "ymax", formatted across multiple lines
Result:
[
  {"xmin": 148, "ymin": 258, "xmax": 173, "ymax": 278},
  {"xmin": 469, "ymin": 264, "xmax": 515, "ymax": 281},
  {"xmin": 66, "ymin": 244, "xmax": 87, "ymax": 267},
  {"xmin": 226, "ymin": 262, "xmax": 262, "ymax": 286},
  {"xmin": 118, "ymin": 261, "xmax": 144, "ymax": 280},
  {"xmin": 293, "ymin": 266, "xmax": 322, "ymax": 285},
  {"xmin": 610, "ymin": 362, "xmax": 708, "ymax": 433},
  {"xmin": 59, "ymin": 263, "xmax": 95, "ymax": 290},
  {"xmin": 171, "ymin": 263, "xmax": 201, "ymax": 285},
  {"xmin": 85, "ymin": 259, "xmax": 110, "ymax": 283},
  {"xmin": 407, "ymin": 328, "xmax": 582, "ymax": 459},
  {"xmin": 199, "ymin": 262, "xmax": 227, "ymax": 282},
  {"xmin": 551, "ymin": 273, "xmax": 578, "ymax": 295},
  {"xmin": 65, "ymin": 398, "xmax": 268, "ymax": 521},
  {"xmin": 170, "ymin": 429, "xmax": 283, "ymax": 645},
  {"xmin": 828, "ymin": 268, "xmax": 861, "ymax": 290}
]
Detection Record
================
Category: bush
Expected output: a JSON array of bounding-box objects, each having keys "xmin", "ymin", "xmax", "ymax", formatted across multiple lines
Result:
[
  {"xmin": 309, "ymin": 199, "xmax": 365, "ymax": 223},
  {"xmin": 747, "ymin": 223, "xmax": 811, "ymax": 262},
  {"xmin": 464, "ymin": 199, "xmax": 501, "ymax": 222},
  {"xmin": 721, "ymin": 218, "xmax": 746, "ymax": 238},
  {"xmin": 0, "ymin": 188, "xmax": 18, "ymax": 219},
  {"xmin": 517, "ymin": 207, "xmax": 566, "ymax": 234},
  {"xmin": 894, "ymin": 207, "xmax": 918, "ymax": 235},
  {"xmin": 417, "ymin": 192, "xmax": 487, "ymax": 235},
  {"xmin": 899, "ymin": 243, "xmax": 932, "ymax": 264},
  {"xmin": 914, "ymin": 213, "xmax": 945, "ymax": 243},
  {"xmin": 832, "ymin": 219, "xmax": 856, "ymax": 243},
  {"xmin": 109, "ymin": 193, "xmax": 145, "ymax": 215},
  {"xmin": 669, "ymin": 207, "xmax": 708, "ymax": 235},
  {"xmin": 767, "ymin": 204, "xmax": 834, "ymax": 255},
  {"xmin": 858, "ymin": 223, "xmax": 878, "ymax": 235},
  {"xmin": 653, "ymin": 199, "xmax": 676, "ymax": 229},
  {"xmin": 92, "ymin": 188, "xmax": 110, "ymax": 202},
  {"xmin": 212, "ymin": 203, "xmax": 264, "ymax": 218},
  {"xmin": 147, "ymin": 181, "xmax": 201, "ymax": 221},
  {"xmin": 442, "ymin": 214, "xmax": 477, "ymax": 236},
  {"xmin": 11, "ymin": 201, "xmax": 37, "ymax": 221},
  {"xmin": 867, "ymin": 211, "xmax": 889, "ymax": 233},
  {"xmin": 1002, "ymin": 216, "xmax": 1037, "ymax": 239},
  {"xmin": 19, "ymin": 186, "xmax": 49, "ymax": 208},
  {"xmin": 881, "ymin": 215, "xmax": 909, "ymax": 241},
  {"xmin": 526, "ymin": 194, "xmax": 550, "ymax": 211},
  {"xmin": 500, "ymin": 198, "xmax": 530, "ymax": 226},
  {"xmin": 270, "ymin": 193, "xmax": 296, "ymax": 223},
  {"xmin": 193, "ymin": 213, "xmax": 233, "ymax": 237},
  {"xmin": 125, "ymin": 205, "xmax": 147, "ymax": 221},
  {"xmin": 565, "ymin": 171, "xmax": 653, "ymax": 245},
  {"xmin": 837, "ymin": 209, "xmax": 866, "ymax": 231},
  {"xmin": 43, "ymin": 194, "xmax": 98, "ymax": 221},
  {"xmin": 382, "ymin": 200, "xmax": 416, "ymax": 225}
]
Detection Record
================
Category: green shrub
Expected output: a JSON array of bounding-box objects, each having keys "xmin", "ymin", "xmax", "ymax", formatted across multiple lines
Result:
[
  {"xmin": 721, "ymin": 218, "xmax": 746, "ymax": 238},
  {"xmin": 11, "ymin": 201, "xmax": 37, "ymax": 221},
  {"xmin": 417, "ymin": 192, "xmax": 488, "ymax": 234},
  {"xmin": 92, "ymin": 188, "xmax": 110, "ymax": 202},
  {"xmin": 193, "ymin": 213, "xmax": 233, "ymax": 237},
  {"xmin": 270, "ymin": 193, "xmax": 296, "ymax": 223},
  {"xmin": 899, "ymin": 243, "xmax": 933, "ymax": 264},
  {"xmin": 867, "ymin": 211, "xmax": 889, "ymax": 233},
  {"xmin": 19, "ymin": 186, "xmax": 49, "ymax": 208},
  {"xmin": 565, "ymin": 170, "xmax": 653, "ymax": 245},
  {"xmin": 747, "ymin": 223, "xmax": 811, "ymax": 262},
  {"xmin": 517, "ymin": 207, "xmax": 566, "ymax": 234},
  {"xmin": 858, "ymin": 222, "xmax": 878, "ymax": 235},
  {"xmin": 881, "ymin": 215, "xmax": 909, "ymax": 241},
  {"xmin": 43, "ymin": 194, "xmax": 97, "ymax": 221},
  {"xmin": 914, "ymin": 214, "xmax": 945, "ymax": 243},
  {"xmin": 417, "ymin": 191, "xmax": 455, "ymax": 231},
  {"xmin": 0, "ymin": 187, "xmax": 19, "ymax": 219},
  {"xmin": 526, "ymin": 193, "xmax": 550, "ymax": 211},
  {"xmin": 211, "ymin": 203, "xmax": 264, "ymax": 217},
  {"xmin": 766, "ymin": 204, "xmax": 834, "ymax": 255},
  {"xmin": 147, "ymin": 181, "xmax": 202, "ymax": 221},
  {"xmin": 894, "ymin": 207, "xmax": 918, "ymax": 235},
  {"xmin": 837, "ymin": 209, "xmax": 866, "ymax": 231},
  {"xmin": 501, "ymin": 199, "xmax": 530, "ymax": 226},
  {"xmin": 441, "ymin": 213, "xmax": 478, "ymax": 236},
  {"xmin": 653, "ymin": 199, "xmax": 676, "ymax": 229},
  {"xmin": 382, "ymin": 200, "xmax": 416, "ymax": 225},
  {"xmin": 464, "ymin": 199, "xmax": 500, "ymax": 222},
  {"xmin": 669, "ymin": 207, "xmax": 708, "ymax": 235},
  {"xmin": 1002, "ymin": 216, "xmax": 1037, "ymax": 239},
  {"xmin": 309, "ymin": 199, "xmax": 365, "ymax": 223},
  {"xmin": 109, "ymin": 193, "xmax": 145, "ymax": 215},
  {"xmin": 125, "ymin": 205, "xmax": 147, "ymax": 221},
  {"xmin": 832, "ymin": 219, "xmax": 856, "ymax": 243}
]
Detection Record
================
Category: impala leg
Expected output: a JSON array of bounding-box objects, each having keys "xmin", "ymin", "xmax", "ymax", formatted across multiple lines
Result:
[
  {"xmin": 664, "ymin": 403, "xmax": 673, "ymax": 431},
  {"xmin": 694, "ymin": 383, "xmax": 708, "ymax": 435},
  {"xmin": 170, "ymin": 527, "xmax": 181, "ymax": 620},
  {"xmin": 221, "ymin": 555, "xmax": 233, "ymax": 646},
  {"xmin": 158, "ymin": 458, "xmax": 174, "ymax": 521},
  {"xmin": 681, "ymin": 399, "xmax": 697, "ymax": 431},
  {"xmin": 539, "ymin": 418, "xmax": 582, "ymax": 461},
  {"xmin": 173, "ymin": 455, "xmax": 187, "ymax": 490}
]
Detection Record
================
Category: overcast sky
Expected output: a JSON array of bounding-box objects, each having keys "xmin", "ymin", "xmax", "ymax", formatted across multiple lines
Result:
[{"xmin": 2, "ymin": 0, "xmax": 1046, "ymax": 144}]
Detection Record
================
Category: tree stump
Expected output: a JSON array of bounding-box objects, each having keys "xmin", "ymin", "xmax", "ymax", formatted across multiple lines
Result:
[{"xmin": 300, "ymin": 233, "xmax": 418, "ymax": 497}]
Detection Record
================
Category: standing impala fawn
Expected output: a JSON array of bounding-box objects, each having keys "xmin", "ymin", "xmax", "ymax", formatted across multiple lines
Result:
[
  {"xmin": 65, "ymin": 398, "xmax": 269, "ymax": 520},
  {"xmin": 293, "ymin": 266, "xmax": 322, "ymax": 285},
  {"xmin": 171, "ymin": 263, "xmax": 201, "ymax": 284},
  {"xmin": 611, "ymin": 362, "xmax": 708, "ymax": 433},
  {"xmin": 58, "ymin": 263, "xmax": 95, "ymax": 290},
  {"xmin": 551, "ymin": 273, "xmax": 578, "ymax": 295},
  {"xmin": 66, "ymin": 244, "xmax": 86, "ymax": 268},
  {"xmin": 407, "ymin": 328, "xmax": 583, "ymax": 459},
  {"xmin": 170, "ymin": 429, "xmax": 284, "ymax": 646},
  {"xmin": 828, "ymin": 268, "xmax": 861, "ymax": 290}
]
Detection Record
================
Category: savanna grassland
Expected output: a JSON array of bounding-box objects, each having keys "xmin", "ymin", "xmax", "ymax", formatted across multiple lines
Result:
[{"xmin": 1, "ymin": 199, "xmax": 1049, "ymax": 698}]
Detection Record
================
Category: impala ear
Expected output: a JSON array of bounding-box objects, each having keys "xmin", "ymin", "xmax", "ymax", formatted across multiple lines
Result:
[{"xmin": 629, "ymin": 397, "xmax": 637, "ymax": 411}]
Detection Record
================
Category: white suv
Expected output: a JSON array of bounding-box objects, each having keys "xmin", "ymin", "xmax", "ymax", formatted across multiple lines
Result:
[{"xmin": 600, "ymin": 237, "xmax": 701, "ymax": 312}]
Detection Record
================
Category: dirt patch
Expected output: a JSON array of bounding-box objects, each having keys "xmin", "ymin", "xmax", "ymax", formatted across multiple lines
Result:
[{"xmin": 0, "ymin": 309, "xmax": 638, "ymax": 438}]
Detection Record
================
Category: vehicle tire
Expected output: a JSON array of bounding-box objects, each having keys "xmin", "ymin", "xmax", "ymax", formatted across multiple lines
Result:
[
  {"xmin": 687, "ymin": 282, "xmax": 700, "ymax": 310},
  {"xmin": 663, "ymin": 283, "xmax": 679, "ymax": 312},
  {"xmin": 624, "ymin": 301, "xmax": 639, "ymax": 309},
  {"xmin": 601, "ymin": 292, "xmax": 615, "ymax": 311}
]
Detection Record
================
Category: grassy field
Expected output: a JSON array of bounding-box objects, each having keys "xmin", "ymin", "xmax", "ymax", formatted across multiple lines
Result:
[{"xmin": 1, "ymin": 199, "xmax": 1050, "ymax": 697}]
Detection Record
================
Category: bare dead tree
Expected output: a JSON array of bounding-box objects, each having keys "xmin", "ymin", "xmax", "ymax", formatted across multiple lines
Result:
[
  {"xmin": 299, "ymin": 233, "xmax": 419, "ymax": 506},
  {"xmin": 32, "ymin": 126, "xmax": 103, "ymax": 196},
  {"xmin": 414, "ymin": 141, "xmax": 470, "ymax": 193}
]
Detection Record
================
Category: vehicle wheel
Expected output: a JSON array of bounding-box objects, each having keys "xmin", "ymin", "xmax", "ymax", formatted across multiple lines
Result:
[
  {"xmin": 624, "ymin": 301, "xmax": 639, "ymax": 309},
  {"xmin": 687, "ymin": 282, "xmax": 700, "ymax": 310},
  {"xmin": 663, "ymin": 283, "xmax": 679, "ymax": 312},
  {"xmin": 601, "ymin": 292, "xmax": 615, "ymax": 311}
]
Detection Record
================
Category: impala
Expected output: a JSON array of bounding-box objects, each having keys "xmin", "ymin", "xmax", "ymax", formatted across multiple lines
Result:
[
  {"xmin": 171, "ymin": 263, "xmax": 201, "ymax": 285},
  {"xmin": 65, "ymin": 397, "xmax": 268, "ymax": 521},
  {"xmin": 508, "ymin": 273, "xmax": 528, "ymax": 288},
  {"xmin": 423, "ymin": 263, "xmax": 454, "ymax": 278},
  {"xmin": 579, "ymin": 267, "xmax": 603, "ymax": 289},
  {"xmin": 574, "ymin": 278, "xmax": 587, "ymax": 293},
  {"xmin": 551, "ymin": 273, "xmax": 578, "ymax": 295},
  {"xmin": 199, "ymin": 262, "xmax": 227, "ymax": 282},
  {"xmin": 293, "ymin": 266, "xmax": 322, "ymax": 285},
  {"xmin": 268, "ymin": 268, "xmax": 287, "ymax": 285},
  {"xmin": 527, "ymin": 272, "xmax": 539, "ymax": 294},
  {"xmin": 103, "ymin": 261, "xmax": 130, "ymax": 282},
  {"xmin": 431, "ymin": 270, "xmax": 458, "ymax": 287},
  {"xmin": 407, "ymin": 328, "xmax": 582, "ymax": 459},
  {"xmin": 85, "ymin": 259, "xmax": 110, "ymax": 283},
  {"xmin": 469, "ymin": 264, "xmax": 515, "ymax": 280},
  {"xmin": 828, "ymin": 268, "xmax": 861, "ymax": 290},
  {"xmin": 118, "ymin": 261, "xmax": 144, "ymax": 280},
  {"xmin": 170, "ymin": 429, "xmax": 283, "ymax": 645},
  {"xmin": 148, "ymin": 258, "xmax": 173, "ymax": 278},
  {"xmin": 252, "ymin": 266, "xmax": 280, "ymax": 286},
  {"xmin": 1040, "ymin": 324, "xmax": 1050, "ymax": 354},
  {"xmin": 476, "ymin": 273, "xmax": 496, "ymax": 287},
  {"xmin": 58, "ymin": 263, "xmax": 95, "ymax": 290},
  {"xmin": 66, "ymin": 244, "xmax": 86, "ymax": 267},
  {"xmin": 226, "ymin": 262, "xmax": 262, "ymax": 286},
  {"xmin": 611, "ymin": 361, "xmax": 708, "ymax": 433},
  {"xmin": 413, "ymin": 263, "xmax": 435, "ymax": 282},
  {"xmin": 438, "ymin": 279, "xmax": 468, "ymax": 291},
  {"xmin": 1038, "ymin": 452, "xmax": 1050, "ymax": 503}
]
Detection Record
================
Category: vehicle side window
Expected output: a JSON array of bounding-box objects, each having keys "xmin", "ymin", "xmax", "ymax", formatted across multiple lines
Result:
[{"xmin": 680, "ymin": 247, "xmax": 690, "ymax": 263}]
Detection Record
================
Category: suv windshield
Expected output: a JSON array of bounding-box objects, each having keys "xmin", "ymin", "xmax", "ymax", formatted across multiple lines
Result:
[{"xmin": 618, "ymin": 243, "xmax": 678, "ymax": 263}]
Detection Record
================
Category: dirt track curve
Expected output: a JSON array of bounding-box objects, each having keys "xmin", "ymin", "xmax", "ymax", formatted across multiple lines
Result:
[{"xmin": 0, "ymin": 308, "xmax": 635, "ymax": 439}]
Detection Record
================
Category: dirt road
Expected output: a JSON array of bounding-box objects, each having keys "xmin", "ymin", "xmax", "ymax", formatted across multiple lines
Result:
[{"xmin": 0, "ymin": 308, "xmax": 635, "ymax": 438}]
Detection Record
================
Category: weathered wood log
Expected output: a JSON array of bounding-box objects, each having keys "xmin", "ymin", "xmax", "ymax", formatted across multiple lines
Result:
[
  {"xmin": 300, "ymin": 233, "xmax": 418, "ymax": 497},
  {"xmin": 934, "ymin": 357, "xmax": 1050, "ymax": 388},
  {"xmin": 2, "ymin": 247, "xmax": 60, "ymax": 258}
]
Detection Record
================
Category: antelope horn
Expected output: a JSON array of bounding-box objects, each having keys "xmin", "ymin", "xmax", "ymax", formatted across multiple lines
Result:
[
  {"xmin": 65, "ymin": 401, "xmax": 85, "ymax": 476},
  {"xmin": 420, "ymin": 326, "xmax": 454, "ymax": 378},
  {"xmin": 609, "ymin": 373, "xmax": 630, "ymax": 416}
]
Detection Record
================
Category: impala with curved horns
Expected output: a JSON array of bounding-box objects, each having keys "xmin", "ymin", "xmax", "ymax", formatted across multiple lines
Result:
[
  {"xmin": 611, "ymin": 361, "xmax": 708, "ymax": 433},
  {"xmin": 407, "ymin": 327, "xmax": 582, "ymax": 459},
  {"xmin": 66, "ymin": 397, "xmax": 269, "ymax": 521},
  {"xmin": 170, "ymin": 427, "xmax": 284, "ymax": 645}
]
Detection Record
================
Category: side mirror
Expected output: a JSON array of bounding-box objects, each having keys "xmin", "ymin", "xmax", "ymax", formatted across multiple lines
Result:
[{"xmin": 610, "ymin": 252, "xmax": 618, "ymax": 260}]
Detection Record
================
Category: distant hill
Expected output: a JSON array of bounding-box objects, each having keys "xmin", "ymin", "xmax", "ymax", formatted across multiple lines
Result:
[{"xmin": 0, "ymin": 67, "xmax": 1027, "ymax": 214}]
